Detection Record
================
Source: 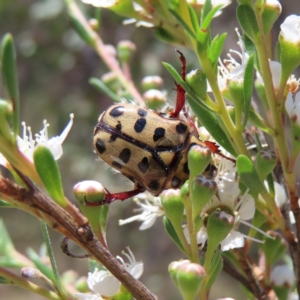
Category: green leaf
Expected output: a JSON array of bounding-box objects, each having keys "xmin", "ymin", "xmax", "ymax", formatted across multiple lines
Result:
[
  {"xmin": 209, "ymin": 33, "xmax": 227, "ymax": 70},
  {"xmin": 1, "ymin": 34, "xmax": 19, "ymax": 137},
  {"xmin": 236, "ymin": 5, "xmax": 260, "ymax": 44},
  {"xmin": 197, "ymin": 4, "xmax": 223, "ymax": 51},
  {"xmin": 236, "ymin": 155, "xmax": 265, "ymax": 194},
  {"xmin": 169, "ymin": 9, "xmax": 197, "ymax": 40},
  {"xmin": 0, "ymin": 219, "xmax": 15, "ymax": 255},
  {"xmin": 163, "ymin": 217, "xmax": 185, "ymax": 253},
  {"xmin": 188, "ymin": 96, "xmax": 236, "ymax": 156},
  {"xmin": 89, "ymin": 78, "xmax": 122, "ymax": 103},
  {"xmin": 206, "ymin": 249, "xmax": 223, "ymax": 291},
  {"xmin": 33, "ymin": 145, "xmax": 66, "ymax": 207},
  {"xmin": 188, "ymin": 4, "xmax": 199, "ymax": 33},
  {"xmin": 0, "ymin": 276, "xmax": 10, "ymax": 284},
  {"xmin": 154, "ymin": 28, "xmax": 177, "ymax": 44},
  {"xmin": 242, "ymin": 53, "xmax": 254, "ymax": 128},
  {"xmin": 0, "ymin": 200, "xmax": 14, "ymax": 207},
  {"xmin": 201, "ymin": 0, "xmax": 212, "ymax": 22}
]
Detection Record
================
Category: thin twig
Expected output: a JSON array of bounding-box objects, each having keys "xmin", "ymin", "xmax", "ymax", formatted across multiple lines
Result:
[{"xmin": 0, "ymin": 176, "xmax": 156, "ymax": 300}]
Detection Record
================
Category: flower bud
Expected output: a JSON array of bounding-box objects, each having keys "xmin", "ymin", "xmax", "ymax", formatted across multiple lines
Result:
[
  {"xmin": 143, "ymin": 89, "xmax": 166, "ymax": 110},
  {"xmin": 206, "ymin": 210, "xmax": 234, "ymax": 254},
  {"xmin": 188, "ymin": 144, "xmax": 211, "ymax": 183},
  {"xmin": 161, "ymin": 189, "xmax": 184, "ymax": 231},
  {"xmin": 256, "ymin": 149, "xmax": 277, "ymax": 180},
  {"xmin": 117, "ymin": 40, "xmax": 136, "ymax": 63},
  {"xmin": 262, "ymin": 0, "xmax": 282, "ymax": 34},
  {"xmin": 141, "ymin": 76, "xmax": 163, "ymax": 91},
  {"xmin": 279, "ymin": 15, "xmax": 300, "ymax": 80},
  {"xmin": 169, "ymin": 260, "xmax": 190, "ymax": 287},
  {"xmin": 88, "ymin": 18, "xmax": 99, "ymax": 31},
  {"xmin": 101, "ymin": 71, "xmax": 121, "ymax": 93},
  {"xmin": 186, "ymin": 69, "xmax": 207, "ymax": 99},
  {"xmin": 191, "ymin": 175, "xmax": 217, "ymax": 219},
  {"xmin": 73, "ymin": 181, "xmax": 108, "ymax": 246},
  {"xmin": 176, "ymin": 262, "xmax": 206, "ymax": 300}
]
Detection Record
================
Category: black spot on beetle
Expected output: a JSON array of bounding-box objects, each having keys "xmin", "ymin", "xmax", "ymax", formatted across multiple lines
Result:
[
  {"xmin": 109, "ymin": 134, "xmax": 117, "ymax": 142},
  {"xmin": 138, "ymin": 108, "xmax": 147, "ymax": 117},
  {"xmin": 95, "ymin": 139, "xmax": 106, "ymax": 154},
  {"xmin": 153, "ymin": 127, "xmax": 165, "ymax": 142},
  {"xmin": 176, "ymin": 122, "xmax": 188, "ymax": 134},
  {"xmin": 171, "ymin": 176, "xmax": 181, "ymax": 188},
  {"xmin": 116, "ymin": 121, "xmax": 122, "ymax": 131},
  {"xmin": 112, "ymin": 161, "xmax": 122, "ymax": 169},
  {"xmin": 127, "ymin": 175, "xmax": 135, "ymax": 183},
  {"xmin": 109, "ymin": 106, "xmax": 124, "ymax": 117},
  {"xmin": 148, "ymin": 180, "xmax": 160, "ymax": 191},
  {"xmin": 119, "ymin": 148, "xmax": 131, "ymax": 163},
  {"xmin": 134, "ymin": 118, "xmax": 146, "ymax": 133},
  {"xmin": 138, "ymin": 157, "xmax": 149, "ymax": 173},
  {"xmin": 183, "ymin": 162, "xmax": 189, "ymax": 175}
]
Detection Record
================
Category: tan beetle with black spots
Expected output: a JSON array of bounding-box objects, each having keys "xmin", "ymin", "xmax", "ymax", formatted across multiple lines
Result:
[{"xmin": 91, "ymin": 51, "xmax": 234, "ymax": 205}]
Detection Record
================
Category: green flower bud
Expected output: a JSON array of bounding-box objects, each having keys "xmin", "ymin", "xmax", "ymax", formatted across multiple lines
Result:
[
  {"xmin": 191, "ymin": 175, "xmax": 217, "ymax": 219},
  {"xmin": 261, "ymin": 0, "xmax": 282, "ymax": 34},
  {"xmin": 141, "ymin": 76, "xmax": 164, "ymax": 91},
  {"xmin": 117, "ymin": 40, "xmax": 136, "ymax": 63},
  {"xmin": 161, "ymin": 189, "xmax": 184, "ymax": 231},
  {"xmin": 143, "ymin": 89, "xmax": 166, "ymax": 110},
  {"xmin": 88, "ymin": 18, "xmax": 99, "ymax": 31},
  {"xmin": 206, "ymin": 210, "xmax": 234, "ymax": 256},
  {"xmin": 101, "ymin": 72, "xmax": 121, "ymax": 93},
  {"xmin": 75, "ymin": 276, "xmax": 88, "ymax": 292},
  {"xmin": 180, "ymin": 180, "xmax": 189, "ymax": 200},
  {"xmin": 169, "ymin": 260, "xmax": 190, "ymax": 287},
  {"xmin": 0, "ymin": 99, "xmax": 13, "ymax": 142},
  {"xmin": 176, "ymin": 262, "xmax": 206, "ymax": 300},
  {"xmin": 279, "ymin": 15, "xmax": 300, "ymax": 80},
  {"xmin": 256, "ymin": 149, "xmax": 277, "ymax": 180},
  {"xmin": 185, "ymin": 69, "xmax": 207, "ymax": 100},
  {"xmin": 73, "ymin": 180, "xmax": 108, "ymax": 246},
  {"xmin": 188, "ymin": 144, "xmax": 211, "ymax": 183}
]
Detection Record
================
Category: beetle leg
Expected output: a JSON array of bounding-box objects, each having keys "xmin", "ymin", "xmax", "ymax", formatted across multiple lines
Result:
[
  {"xmin": 204, "ymin": 141, "xmax": 236, "ymax": 164},
  {"xmin": 84, "ymin": 188, "xmax": 146, "ymax": 206},
  {"xmin": 172, "ymin": 50, "xmax": 187, "ymax": 118}
]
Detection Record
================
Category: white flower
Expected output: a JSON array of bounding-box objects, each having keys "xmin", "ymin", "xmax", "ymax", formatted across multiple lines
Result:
[
  {"xmin": 17, "ymin": 114, "xmax": 74, "ymax": 162},
  {"xmin": 119, "ymin": 192, "xmax": 164, "ymax": 230},
  {"xmin": 77, "ymin": 248, "xmax": 143, "ymax": 299},
  {"xmin": 81, "ymin": 0, "xmax": 118, "ymax": 7},
  {"xmin": 280, "ymin": 15, "xmax": 300, "ymax": 44},
  {"xmin": 271, "ymin": 265, "xmax": 294, "ymax": 287},
  {"xmin": 285, "ymin": 91, "xmax": 300, "ymax": 124},
  {"xmin": 256, "ymin": 61, "xmax": 281, "ymax": 91},
  {"xmin": 224, "ymin": 28, "xmax": 249, "ymax": 82}
]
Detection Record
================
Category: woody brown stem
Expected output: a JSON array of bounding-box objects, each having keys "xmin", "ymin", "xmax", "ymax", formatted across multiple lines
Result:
[{"xmin": 0, "ymin": 176, "xmax": 156, "ymax": 300}]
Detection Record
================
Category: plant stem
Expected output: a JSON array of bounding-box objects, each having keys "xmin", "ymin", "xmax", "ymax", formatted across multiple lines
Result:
[{"xmin": 0, "ymin": 267, "xmax": 61, "ymax": 300}]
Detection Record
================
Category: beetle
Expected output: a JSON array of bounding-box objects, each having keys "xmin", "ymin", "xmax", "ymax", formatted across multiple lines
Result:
[{"xmin": 90, "ymin": 51, "xmax": 234, "ymax": 205}]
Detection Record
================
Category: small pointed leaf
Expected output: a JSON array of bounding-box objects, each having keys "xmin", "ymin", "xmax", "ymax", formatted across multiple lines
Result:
[
  {"xmin": 33, "ymin": 145, "xmax": 67, "ymax": 207},
  {"xmin": 236, "ymin": 155, "xmax": 265, "ymax": 194},
  {"xmin": 1, "ymin": 34, "xmax": 19, "ymax": 137},
  {"xmin": 242, "ymin": 53, "xmax": 255, "ymax": 128}
]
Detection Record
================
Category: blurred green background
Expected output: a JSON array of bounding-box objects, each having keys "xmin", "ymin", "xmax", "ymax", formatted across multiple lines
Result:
[{"xmin": 0, "ymin": 1, "xmax": 299, "ymax": 299}]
